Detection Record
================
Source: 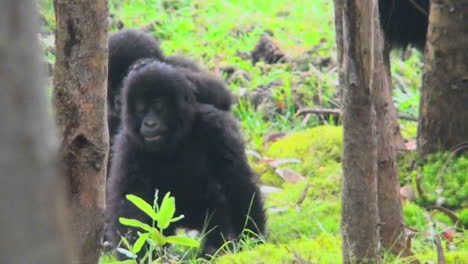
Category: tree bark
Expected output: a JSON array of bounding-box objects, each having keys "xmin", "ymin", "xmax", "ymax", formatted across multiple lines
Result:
[
  {"xmin": 0, "ymin": 0, "xmax": 73, "ymax": 262},
  {"xmin": 374, "ymin": 2, "xmax": 415, "ymax": 260},
  {"xmin": 334, "ymin": 0, "xmax": 345, "ymax": 103},
  {"xmin": 418, "ymin": 0, "xmax": 468, "ymax": 156},
  {"xmin": 53, "ymin": 0, "xmax": 109, "ymax": 263},
  {"xmin": 337, "ymin": 0, "xmax": 381, "ymax": 263}
]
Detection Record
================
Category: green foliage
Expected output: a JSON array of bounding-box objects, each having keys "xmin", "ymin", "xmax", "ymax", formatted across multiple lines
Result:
[
  {"xmin": 403, "ymin": 203, "xmax": 427, "ymax": 229},
  {"xmin": 391, "ymin": 51, "xmax": 424, "ymax": 117},
  {"xmin": 398, "ymin": 152, "xmax": 468, "ymax": 209},
  {"xmin": 399, "ymin": 152, "xmax": 468, "ymax": 209},
  {"xmin": 399, "ymin": 120, "xmax": 418, "ymax": 140},
  {"xmin": 108, "ymin": 192, "xmax": 199, "ymax": 264},
  {"xmin": 234, "ymin": 99, "xmax": 269, "ymax": 148},
  {"xmin": 459, "ymin": 209, "xmax": 468, "ymax": 228}
]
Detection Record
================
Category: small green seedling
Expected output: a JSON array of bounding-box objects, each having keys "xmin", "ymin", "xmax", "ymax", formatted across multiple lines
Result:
[{"xmin": 111, "ymin": 191, "xmax": 200, "ymax": 264}]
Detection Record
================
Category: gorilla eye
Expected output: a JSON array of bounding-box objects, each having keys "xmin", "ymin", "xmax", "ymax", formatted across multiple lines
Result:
[
  {"xmin": 135, "ymin": 101, "xmax": 146, "ymax": 113},
  {"xmin": 153, "ymin": 99, "xmax": 165, "ymax": 111}
]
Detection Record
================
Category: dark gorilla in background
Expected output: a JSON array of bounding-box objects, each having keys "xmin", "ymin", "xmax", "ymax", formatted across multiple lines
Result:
[
  {"xmin": 106, "ymin": 60, "xmax": 266, "ymax": 257},
  {"xmin": 108, "ymin": 29, "xmax": 165, "ymax": 140},
  {"xmin": 378, "ymin": 0, "xmax": 429, "ymax": 50},
  {"xmin": 108, "ymin": 29, "xmax": 233, "ymax": 144}
]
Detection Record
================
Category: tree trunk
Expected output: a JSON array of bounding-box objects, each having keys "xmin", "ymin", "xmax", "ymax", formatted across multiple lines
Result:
[
  {"xmin": 336, "ymin": 0, "xmax": 381, "ymax": 263},
  {"xmin": 418, "ymin": 0, "xmax": 468, "ymax": 156},
  {"xmin": 0, "ymin": 0, "xmax": 73, "ymax": 262},
  {"xmin": 374, "ymin": 3, "xmax": 415, "ymax": 260},
  {"xmin": 53, "ymin": 0, "xmax": 109, "ymax": 263},
  {"xmin": 334, "ymin": 0, "xmax": 345, "ymax": 103}
]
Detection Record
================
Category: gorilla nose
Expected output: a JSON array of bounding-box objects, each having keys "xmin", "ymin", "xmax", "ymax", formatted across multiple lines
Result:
[{"xmin": 144, "ymin": 120, "xmax": 158, "ymax": 128}]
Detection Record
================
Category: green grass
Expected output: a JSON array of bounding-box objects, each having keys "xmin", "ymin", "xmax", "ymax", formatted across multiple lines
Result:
[{"xmin": 39, "ymin": 0, "xmax": 468, "ymax": 263}]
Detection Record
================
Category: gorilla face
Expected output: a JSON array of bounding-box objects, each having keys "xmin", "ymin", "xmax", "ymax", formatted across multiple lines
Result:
[
  {"xmin": 122, "ymin": 61, "xmax": 196, "ymax": 153},
  {"xmin": 139, "ymin": 98, "xmax": 167, "ymax": 141},
  {"xmin": 134, "ymin": 97, "xmax": 171, "ymax": 144}
]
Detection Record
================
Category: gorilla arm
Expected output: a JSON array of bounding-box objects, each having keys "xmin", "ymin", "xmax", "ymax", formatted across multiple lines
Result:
[
  {"xmin": 196, "ymin": 104, "xmax": 266, "ymax": 236},
  {"xmin": 105, "ymin": 135, "xmax": 156, "ymax": 246}
]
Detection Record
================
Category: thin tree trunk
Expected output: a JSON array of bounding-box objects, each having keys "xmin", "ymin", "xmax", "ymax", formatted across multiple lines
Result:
[
  {"xmin": 0, "ymin": 0, "xmax": 73, "ymax": 262},
  {"xmin": 418, "ymin": 0, "xmax": 468, "ymax": 156},
  {"xmin": 334, "ymin": 0, "xmax": 345, "ymax": 103},
  {"xmin": 338, "ymin": 0, "xmax": 381, "ymax": 263},
  {"xmin": 386, "ymin": 75, "xmax": 406, "ymax": 151},
  {"xmin": 53, "ymin": 0, "xmax": 109, "ymax": 263},
  {"xmin": 373, "ymin": 2, "xmax": 415, "ymax": 260}
]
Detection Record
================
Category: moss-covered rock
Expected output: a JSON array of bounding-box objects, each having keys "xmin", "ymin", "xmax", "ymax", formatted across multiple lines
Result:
[
  {"xmin": 265, "ymin": 125, "xmax": 342, "ymax": 177},
  {"xmin": 250, "ymin": 125, "xmax": 343, "ymax": 186},
  {"xmin": 250, "ymin": 160, "xmax": 284, "ymax": 186}
]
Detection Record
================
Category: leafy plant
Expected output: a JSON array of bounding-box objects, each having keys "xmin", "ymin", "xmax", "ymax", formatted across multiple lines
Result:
[{"xmin": 112, "ymin": 191, "xmax": 200, "ymax": 264}]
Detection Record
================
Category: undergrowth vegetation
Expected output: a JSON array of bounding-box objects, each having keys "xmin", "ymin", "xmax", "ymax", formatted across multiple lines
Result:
[{"xmin": 38, "ymin": 0, "xmax": 467, "ymax": 263}]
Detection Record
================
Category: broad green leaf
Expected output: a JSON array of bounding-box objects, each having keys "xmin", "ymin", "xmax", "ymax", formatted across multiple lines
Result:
[
  {"xmin": 157, "ymin": 193, "xmax": 176, "ymax": 229},
  {"xmin": 149, "ymin": 229, "xmax": 167, "ymax": 246},
  {"xmin": 132, "ymin": 233, "xmax": 150, "ymax": 254},
  {"xmin": 166, "ymin": 236, "xmax": 200, "ymax": 248},
  {"xmin": 126, "ymin": 194, "xmax": 158, "ymax": 220},
  {"xmin": 119, "ymin": 217, "xmax": 154, "ymax": 232},
  {"xmin": 116, "ymin": 248, "xmax": 137, "ymax": 259}
]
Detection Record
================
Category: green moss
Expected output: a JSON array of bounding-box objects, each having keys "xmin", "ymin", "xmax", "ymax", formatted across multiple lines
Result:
[
  {"xmin": 266, "ymin": 177, "xmax": 340, "ymax": 208},
  {"xmin": 398, "ymin": 152, "xmax": 468, "ymax": 209},
  {"xmin": 265, "ymin": 125, "xmax": 343, "ymax": 178},
  {"xmin": 250, "ymin": 125, "xmax": 342, "ymax": 186},
  {"xmin": 217, "ymin": 234, "xmax": 342, "ymax": 264}
]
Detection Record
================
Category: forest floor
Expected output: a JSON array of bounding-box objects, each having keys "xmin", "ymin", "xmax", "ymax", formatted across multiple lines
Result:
[{"xmin": 39, "ymin": 0, "xmax": 467, "ymax": 263}]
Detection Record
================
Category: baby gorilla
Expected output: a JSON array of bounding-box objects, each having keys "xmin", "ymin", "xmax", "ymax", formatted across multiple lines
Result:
[
  {"xmin": 106, "ymin": 60, "xmax": 266, "ymax": 257},
  {"xmin": 108, "ymin": 29, "xmax": 165, "ymax": 140},
  {"xmin": 108, "ymin": 29, "xmax": 233, "ymax": 144}
]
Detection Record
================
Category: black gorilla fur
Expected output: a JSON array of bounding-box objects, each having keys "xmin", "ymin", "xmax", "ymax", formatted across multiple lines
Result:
[
  {"xmin": 108, "ymin": 29, "xmax": 233, "ymax": 144},
  {"xmin": 378, "ymin": 0, "xmax": 429, "ymax": 50},
  {"xmin": 106, "ymin": 60, "xmax": 266, "ymax": 256},
  {"xmin": 108, "ymin": 29, "xmax": 165, "ymax": 140}
]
